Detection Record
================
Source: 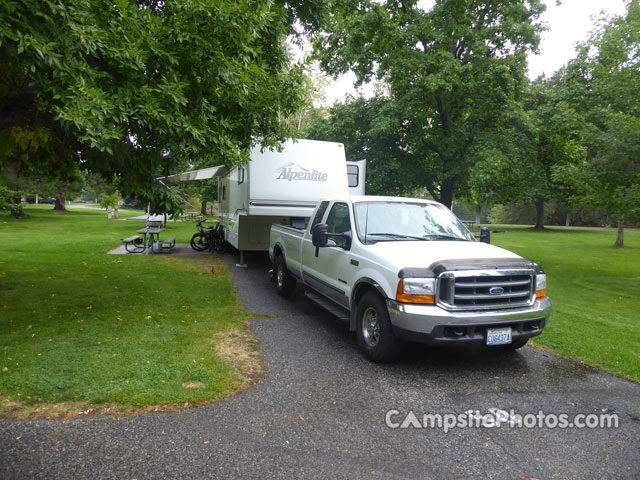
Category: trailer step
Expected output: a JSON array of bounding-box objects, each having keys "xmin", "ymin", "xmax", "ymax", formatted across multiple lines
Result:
[{"xmin": 303, "ymin": 290, "xmax": 350, "ymax": 323}]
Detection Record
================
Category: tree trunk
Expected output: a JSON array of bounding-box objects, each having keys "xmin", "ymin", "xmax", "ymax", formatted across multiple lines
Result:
[
  {"xmin": 565, "ymin": 211, "xmax": 571, "ymax": 227},
  {"xmin": 616, "ymin": 218, "xmax": 624, "ymax": 247},
  {"xmin": 534, "ymin": 199, "xmax": 544, "ymax": 229},
  {"xmin": 439, "ymin": 179, "xmax": 454, "ymax": 209},
  {"xmin": 54, "ymin": 196, "xmax": 66, "ymax": 211},
  {"xmin": 475, "ymin": 205, "xmax": 482, "ymax": 225},
  {"xmin": 201, "ymin": 201, "xmax": 207, "ymax": 215}
]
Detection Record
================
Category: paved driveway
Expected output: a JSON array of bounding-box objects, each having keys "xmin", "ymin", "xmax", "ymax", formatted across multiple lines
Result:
[{"xmin": 1, "ymin": 252, "xmax": 638, "ymax": 479}]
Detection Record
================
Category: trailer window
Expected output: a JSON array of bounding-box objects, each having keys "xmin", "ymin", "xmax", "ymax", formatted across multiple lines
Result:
[
  {"xmin": 347, "ymin": 165, "xmax": 359, "ymax": 188},
  {"xmin": 311, "ymin": 201, "xmax": 330, "ymax": 230}
]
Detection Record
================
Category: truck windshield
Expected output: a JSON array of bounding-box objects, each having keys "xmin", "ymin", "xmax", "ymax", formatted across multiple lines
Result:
[{"xmin": 353, "ymin": 201, "xmax": 475, "ymax": 244}]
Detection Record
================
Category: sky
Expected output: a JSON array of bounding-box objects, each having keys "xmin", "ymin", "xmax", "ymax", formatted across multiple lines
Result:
[{"xmin": 322, "ymin": 0, "xmax": 630, "ymax": 105}]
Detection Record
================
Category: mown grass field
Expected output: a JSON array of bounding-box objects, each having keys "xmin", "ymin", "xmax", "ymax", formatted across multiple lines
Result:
[
  {"xmin": 490, "ymin": 226, "xmax": 640, "ymax": 382},
  {"xmin": 1, "ymin": 208, "xmax": 638, "ymax": 419},
  {"xmin": 0, "ymin": 205, "xmax": 257, "ymax": 418}
]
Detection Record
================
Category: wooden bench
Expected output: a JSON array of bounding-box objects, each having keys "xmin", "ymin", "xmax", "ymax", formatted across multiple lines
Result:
[
  {"xmin": 122, "ymin": 235, "xmax": 144, "ymax": 253},
  {"xmin": 150, "ymin": 236, "xmax": 176, "ymax": 254}
]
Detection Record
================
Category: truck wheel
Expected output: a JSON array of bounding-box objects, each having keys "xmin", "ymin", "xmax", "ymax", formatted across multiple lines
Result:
[
  {"xmin": 356, "ymin": 292, "xmax": 401, "ymax": 363},
  {"xmin": 275, "ymin": 255, "xmax": 296, "ymax": 297}
]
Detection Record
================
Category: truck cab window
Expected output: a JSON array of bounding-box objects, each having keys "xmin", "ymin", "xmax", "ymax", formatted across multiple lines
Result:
[
  {"xmin": 326, "ymin": 203, "xmax": 351, "ymax": 247},
  {"xmin": 311, "ymin": 201, "xmax": 330, "ymax": 230}
]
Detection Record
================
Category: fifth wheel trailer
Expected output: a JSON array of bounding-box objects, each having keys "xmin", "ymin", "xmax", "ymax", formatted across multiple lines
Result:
[{"xmin": 162, "ymin": 139, "xmax": 365, "ymax": 253}]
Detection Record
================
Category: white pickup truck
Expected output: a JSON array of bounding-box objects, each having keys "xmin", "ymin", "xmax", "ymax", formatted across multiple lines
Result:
[{"xmin": 269, "ymin": 196, "xmax": 552, "ymax": 362}]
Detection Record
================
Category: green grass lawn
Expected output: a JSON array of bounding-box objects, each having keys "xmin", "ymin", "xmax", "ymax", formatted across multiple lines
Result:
[
  {"xmin": 490, "ymin": 226, "xmax": 640, "ymax": 382},
  {"xmin": 0, "ymin": 206, "xmax": 256, "ymax": 418},
  {"xmin": 1, "ymin": 208, "xmax": 638, "ymax": 418}
]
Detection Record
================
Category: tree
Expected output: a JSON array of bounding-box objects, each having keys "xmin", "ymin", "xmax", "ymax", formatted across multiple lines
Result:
[
  {"xmin": 81, "ymin": 172, "xmax": 115, "ymax": 203},
  {"xmin": 469, "ymin": 77, "xmax": 587, "ymax": 229},
  {"xmin": 312, "ymin": 0, "xmax": 545, "ymax": 208},
  {"xmin": 99, "ymin": 193, "xmax": 120, "ymax": 210},
  {"xmin": 193, "ymin": 179, "xmax": 218, "ymax": 215},
  {"xmin": 1, "ymin": 164, "xmax": 83, "ymax": 212},
  {"xmin": 553, "ymin": 1, "xmax": 640, "ymax": 245},
  {"xmin": 303, "ymin": 96, "xmax": 426, "ymax": 195},
  {"xmin": 1, "ymin": 0, "xmax": 308, "ymax": 197}
]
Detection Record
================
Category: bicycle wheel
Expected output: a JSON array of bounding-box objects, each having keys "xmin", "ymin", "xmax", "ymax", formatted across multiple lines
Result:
[{"xmin": 190, "ymin": 232, "xmax": 207, "ymax": 251}]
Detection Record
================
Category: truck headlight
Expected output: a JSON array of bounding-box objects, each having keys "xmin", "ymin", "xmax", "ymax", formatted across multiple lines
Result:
[
  {"xmin": 396, "ymin": 278, "xmax": 436, "ymax": 304},
  {"xmin": 535, "ymin": 274, "xmax": 547, "ymax": 299}
]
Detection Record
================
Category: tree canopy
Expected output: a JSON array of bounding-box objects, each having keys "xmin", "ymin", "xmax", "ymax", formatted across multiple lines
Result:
[
  {"xmin": 1, "ymin": 0, "xmax": 308, "ymax": 198},
  {"xmin": 552, "ymin": 0, "xmax": 640, "ymax": 244},
  {"xmin": 303, "ymin": 96, "xmax": 425, "ymax": 196},
  {"xmin": 468, "ymin": 76, "xmax": 587, "ymax": 228},
  {"xmin": 312, "ymin": 0, "xmax": 546, "ymax": 207}
]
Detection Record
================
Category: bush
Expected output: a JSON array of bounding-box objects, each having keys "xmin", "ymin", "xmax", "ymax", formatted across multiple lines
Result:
[
  {"xmin": 99, "ymin": 193, "xmax": 120, "ymax": 209},
  {"xmin": 0, "ymin": 185, "xmax": 23, "ymax": 218}
]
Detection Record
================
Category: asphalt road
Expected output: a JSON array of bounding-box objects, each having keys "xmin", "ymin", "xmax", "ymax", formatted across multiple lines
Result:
[{"xmin": 1, "ymin": 251, "xmax": 638, "ymax": 479}]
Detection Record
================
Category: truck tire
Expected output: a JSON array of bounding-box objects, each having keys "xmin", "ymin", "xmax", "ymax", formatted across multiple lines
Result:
[
  {"xmin": 275, "ymin": 255, "xmax": 296, "ymax": 297},
  {"xmin": 356, "ymin": 292, "xmax": 401, "ymax": 363}
]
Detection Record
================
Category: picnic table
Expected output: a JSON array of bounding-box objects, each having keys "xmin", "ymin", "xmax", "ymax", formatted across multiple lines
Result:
[
  {"xmin": 121, "ymin": 220, "xmax": 176, "ymax": 254},
  {"xmin": 137, "ymin": 226, "xmax": 164, "ymax": 254},
  {"xmin": 177, "ymin": 212, "xmax": 203, "ymax": 222}
]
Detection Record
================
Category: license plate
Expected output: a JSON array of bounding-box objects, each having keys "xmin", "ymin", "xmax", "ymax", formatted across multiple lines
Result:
[{"xmin": 487, "ymin": 327, "xmax": 512, "ymax": 346}]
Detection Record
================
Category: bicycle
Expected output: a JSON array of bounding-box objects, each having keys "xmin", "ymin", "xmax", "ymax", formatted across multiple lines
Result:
[
  {"xmin": 207, "ymin": 222, "xmax": 226, "ymax": 254},
  {"xmin": 190, "ymin": 219, "xmax": 226, "ymax": 253}
]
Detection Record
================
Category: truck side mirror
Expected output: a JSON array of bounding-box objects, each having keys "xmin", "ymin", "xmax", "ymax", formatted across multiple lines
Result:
[
  {"xmin": 341, "ymin": 232, "xmax": 352, "ymax": 250},
  {"xmin": 312, "ymin": 223, "xmax": 352, "ymax": 256},
  {"xmin": 312, "ymin": 223, "xmax": 329, "ymax": 257},
  {"xmin": 312, "ymin": 223, "xmax": 329, "ymax": 247},
  {"xmin": 480, "ymin": 227, "xmax": 491, "ymax": 244}
]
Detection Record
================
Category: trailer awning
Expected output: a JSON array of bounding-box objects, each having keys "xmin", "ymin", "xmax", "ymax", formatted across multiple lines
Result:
[{"xmin": 157, "ymin": 165, "xmax": 228, "ymax": 183}]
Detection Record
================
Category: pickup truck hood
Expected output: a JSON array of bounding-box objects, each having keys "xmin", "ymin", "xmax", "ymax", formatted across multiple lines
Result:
[{"xmin": 366, "ymin": 240, "xmax": 522, "ymax": 270}]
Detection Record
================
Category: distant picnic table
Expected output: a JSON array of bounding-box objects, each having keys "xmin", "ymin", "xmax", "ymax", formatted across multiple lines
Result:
[
  {"xmin": 462, "ymin": 220, "xmax": 476, "ymax": 231},
  {"xmin": 175, "ymin": 212, "xmax": 204, "ymax": 222}
]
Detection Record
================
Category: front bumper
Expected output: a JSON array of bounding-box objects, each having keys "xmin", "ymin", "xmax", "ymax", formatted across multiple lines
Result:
[{"xmin": 387, "ymin": 297, "xmax": 552, "ymax": 346}]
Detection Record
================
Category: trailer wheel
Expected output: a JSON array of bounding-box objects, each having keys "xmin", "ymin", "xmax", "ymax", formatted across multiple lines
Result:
[
  {"xmin": 356, "ymin": 292, "xmax": 401, "ymax": 363},
  {"xmin": 275, "ymin": 255, "xmax": 296, "ymax": 297}
]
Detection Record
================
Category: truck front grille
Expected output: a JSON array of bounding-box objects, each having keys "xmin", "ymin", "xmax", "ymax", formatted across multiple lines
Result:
[{"xmin": 437, "ymin": 270, "xmax": 534, "ymax": 311}]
